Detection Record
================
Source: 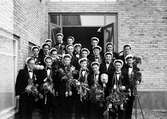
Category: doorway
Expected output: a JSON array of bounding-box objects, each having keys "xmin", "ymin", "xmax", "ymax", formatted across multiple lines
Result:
[
  {"xmin": 49, "ymin": 13, "xmax": 118, "ymax": 52},
  {"xmin": 63, "ymin": 27, "xmax": 104, "ymax": 52}
]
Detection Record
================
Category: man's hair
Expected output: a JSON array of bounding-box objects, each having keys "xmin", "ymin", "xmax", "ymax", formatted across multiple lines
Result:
[{"xmin": 123, "ymin": 44, "xmax": 131, "ymax": 50}]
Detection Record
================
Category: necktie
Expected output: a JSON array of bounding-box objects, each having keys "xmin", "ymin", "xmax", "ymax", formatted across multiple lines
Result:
[{"xmin": 116, "ymin": 72, "xmax": 121, "ymax": 74}]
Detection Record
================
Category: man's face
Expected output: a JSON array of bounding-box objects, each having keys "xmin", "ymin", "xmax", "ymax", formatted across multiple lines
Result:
[
  {"xmin": 67, "ymin": 38, "xmax": 74, "ymax": 45},
  {"xmin": 91, "ymin": 40, "xmax": 98, "ymax": 47},
  {"xmin": 33, "ymin": 48, "xmax": 39, "ymax": 56},
  {"xmin": 124, "ymin": 46, "xmax": 131, "ymax": 56},
  {"xmin": 115, "ymin": 62, "xmax": 122, "ymax": 71},
  {"xmin": 105, "ymin": 54, "xmax": 112, "ymax": 63},
  {"xmin": 100, "ymin": 74, "xmax": 108, "ymax": 84},
  {"xmin": 28, "ymin": 59, "xmax": 35, "ymax": 70},
  {"xmin": 46, "ymin": 41, "xmax": 52, "ymax": 47},
  {"xmin": 127, "ymin": 58, "xmax": 133, "ymax": 66},
  {"xmin": 80, "ymin": 61, "xmax": 87, "ymax": 68},
  {"xmin": 51, "ymin": 51, "xmax": 58, "ymax": 59},
  {"xmin": 75, "ymin": 46, "xmax": 81, "ymax": 53},
  {"xmin": 57, "ymin": 36, "xmax": 63, "ymax": 44},
  {"xmin": 67, "ymin": 46, "xmax": 74, "ymax": 54},
  {"xmin": 107, "ymin": 44, "xmax": 113, "ymax": 52},
  {"xmin": 43, "ymin": 45, "xmax": 50, "ymax": 54},
  {"xmin": 64, "ymin": 57, "xmax": 71, "ymax": 66},
  {"xmin": 45, "ymin": 58, "xmax": 53, "ymax": 67},
  {"xmin": 93, "ymin": 49, "xmax": 100, "ymax": 56},
  {"xmin": 92, "ymin": 65, "xmax": 99, "ymax": 73},
  {"xmin": 81, "ymin": 51, "xmax": 88, "ymax": 58}
]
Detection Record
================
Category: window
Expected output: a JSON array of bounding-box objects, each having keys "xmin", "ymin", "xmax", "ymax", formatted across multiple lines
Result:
[
  {"xmin": 0, "ymin": 36, "xmax": 18, "ymax": 112},
  {"xmin": 49, "ymin": 13, "xmax": 118, "ymax": 51},
  {"xmin": 51, "ymin": 14, "xmax": 116, "ymax": 27}
]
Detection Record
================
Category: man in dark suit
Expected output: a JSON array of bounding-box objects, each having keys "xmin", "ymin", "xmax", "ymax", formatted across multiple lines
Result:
[
  {"xmin": 90, "ymin": 45, "xmax": 102, "ymax": 64},
  {"xmin": 76, "ymin": 58, "xmax": 90, "ymax": 119},
  {"xmin": 74, "ymin": 43, "xmax": 82, "ymax": 61},
  {"xmin": 100, "ymin": 52, "xmax": 115, "ymax": 96},
  {"xmin": 15, "ymin": 57, "xmax": 41, "ymax": 119},
  {"xmin": 88, "ymin": 61, "xmax": 104, "ymax": 119},
  {"xmin": 122, "ymin": 54, "xmax": 142, "ymax": 119},
  {"xmin": 118, "ymin": 44, "xmax": 132, "ymax": 64},
  {"xmin": 106, "ymin": 59, "xmax": 129, "ymax": 119},
  {"xmin": 66, "ymin": 44, "xmax": 79, "ymax": 70},
  {"xmin": 89, "ymin": 37, "xmax": 100, "ymax": 59},
  {"xmin": 31, "ymin": 46, "xmax": 40, "ymax": 64},
  {"xmin": 38, "ymin": 43, "xmax": 50, "ymax": 66},
  {"xmin": 54, "ymin": 33, "xmax": 66, "ymax": 55},
  {"xmin": 66, "ymin": 36, "xmax": 75, "ymax": 46},
  {"xmin": 57, "ymin": 54, "xmax": 78, "ymax": 119},
  {"xmin": 38, "ymin": 56, "xmax": 60, "ymax": 119},
  {"xmin": 105, "ymin": 42, "xmax": 119, "ymax": 59}
]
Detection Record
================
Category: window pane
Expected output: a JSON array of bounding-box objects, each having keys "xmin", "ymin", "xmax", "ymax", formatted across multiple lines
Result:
[
  {"xmin": 50, "ymin": 14, "xmax": 58, "ymax": 24},
  {"xmin": 62, "ymin": 15, "xmax": 81, "ymax": 25},
  {"xmin": 80, "ymin": 15, "xmax": 105, "ymax": 26},
  {"xmin": 62, "ymin": 15, "xmax": 115, "ymax": 26},
  {"xmin": 0, "ymin": 38, "xmax": 15, "ymax": 112},
  {"xmin": 106, "ymin": 15, "xmax": 116, "ymax": 24}
]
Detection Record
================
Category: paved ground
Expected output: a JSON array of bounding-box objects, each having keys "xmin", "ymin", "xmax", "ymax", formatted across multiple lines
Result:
[
  {"xmin": 10, "ymin": 109, "xmax": 167, "ymax": 119},
  {"xmin": 131, "ymin": 109, "xmax": 167, "ymax": 119}
]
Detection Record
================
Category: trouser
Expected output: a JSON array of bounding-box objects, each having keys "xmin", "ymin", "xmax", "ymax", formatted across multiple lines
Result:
[
  {"xmin": 19, "ymin": 94, "xmax": 34, "ymax": 119},
  {"xmin": 125, "ymin": 95, "xmax": 135, "ymax": 119}
]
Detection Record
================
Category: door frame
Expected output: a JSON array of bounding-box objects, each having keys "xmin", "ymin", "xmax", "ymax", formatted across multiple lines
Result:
[{"xmin": 48, "ymin": 12, "xmax": 118, "ymax": 52}]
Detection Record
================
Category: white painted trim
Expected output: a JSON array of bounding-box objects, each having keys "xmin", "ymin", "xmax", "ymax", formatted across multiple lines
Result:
[
  {"xmin": 0, "ymin": 52, "xmax": 16, "ymax": 57},
  {"xmin": 0, "ymin": 107, "xmax": 15, "ymax": 119},
  {"xmin": 0, "ymin": 28, "xmax": 13, "ymax": 40}
]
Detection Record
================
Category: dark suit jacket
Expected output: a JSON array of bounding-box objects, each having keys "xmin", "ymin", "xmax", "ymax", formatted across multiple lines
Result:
[
  {"xmin": 78, "ymin": 69, "xmax": 89, "ymax": 83},
  {"xmin": 89, "ymin": 55, "xmax": 102, "ymax": 64},
  {"xmin": 54, "ymin": 43, "xmax": 65, "ymax": 55},
  {"xmin": 100, "ymin": 61, "xmax": 115, "ymax": 76},
  {"xmin": 15, "ymin": 66, "xmax": 39, "ymax": 96},
  {"xmin": 38, "ymin": 49, "xmax": 48, "ymax": 66},
  {"xmin": 36, "ymin": 67, "xmax": 60, "ymax": 93},
  {"xmin": 87, "ymin": 73, "xmax": 102, "ymax": 88},
  {"xmin": 122, "ymin": 64, "xmax": 142, "ymax": 92},
  {"xmin": 99, "ymin": 61, "xmax": 115, "ymax": 91},
  {"xmin": 118, "ymin": 54, "xmax": 126, "ymax": 64},
  {"xmin": 105, "ymin": 71, "xmax": 129, "ymax": 97}
]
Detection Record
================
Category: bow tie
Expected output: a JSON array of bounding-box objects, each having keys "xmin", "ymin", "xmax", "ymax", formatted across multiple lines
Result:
[
  {"xmin": 81, "ymin": 69, "xmax": 87, "ymax": 71},
  {"xmin": 29, "ymin": 70, "xmax": 33, "ymax": 72},
  {"xmin": 47, "ymin": 67, "xmax": 51, "ymax": 70},
  {"xmin": 116, "ymin": 72, "xmax": 121, "ymax": 74},
  {"xmin": 94, "ymin": 72, "xmax": 100, "ymax": 75}
]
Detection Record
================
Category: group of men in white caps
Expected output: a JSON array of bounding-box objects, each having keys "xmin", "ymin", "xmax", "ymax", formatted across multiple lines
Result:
[{"xmin": 15, "ymin": 32, "xmax": 142, "ymax": 119}]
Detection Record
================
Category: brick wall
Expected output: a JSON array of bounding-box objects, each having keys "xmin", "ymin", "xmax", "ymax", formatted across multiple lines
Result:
[
  {"xmin": 14, "ymin": 0, "xmax": 48, "ymax": 70},
  {"xmin": 48, "ymin": 0, "xmax": 167, "ymax": 109},
  {"xmin": 118, "ymin": 0, "xmax": 167, "ymax": 92},
  {"xmin": 0, "ymin": 0, "xmax": 48, "ymax": 114},
  {"xmin": 48, "ymin": 0, "xmax": 167, "ymax": 91}
]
